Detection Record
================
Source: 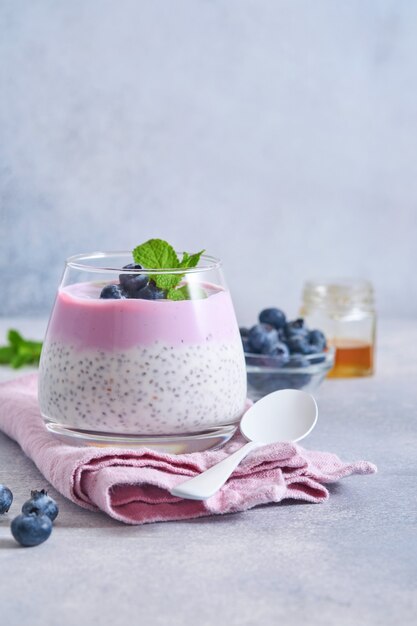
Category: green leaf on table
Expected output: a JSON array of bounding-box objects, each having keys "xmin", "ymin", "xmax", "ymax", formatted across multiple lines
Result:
[
  {"xmin": 0, "ymin": 329, "xmax": 43, "ymax": 369},
  {"xmin": 8, "ymin": 329, "xmax": 24, "ymax": 349},
  {"xmin": 0, "ymin": 346, "xmax": 15, "ymax": 364}
]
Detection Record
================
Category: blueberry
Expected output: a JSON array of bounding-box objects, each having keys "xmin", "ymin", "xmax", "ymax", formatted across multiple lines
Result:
[
  {"xmin": 0, "ymin": 484, "xmax": 13, "ymax": 514},
  {"xmin": 247, "ymin": 325, "xmax": 268, "ymax": 352},
  {"xmin": 276, "ymin": 328, "xmax": 287, "ymax": 342},
  {"xmin": 269, "ymin": 341, "xmax": 290, "ymax": 363},
  {"xmin": 11, "ymin": 512, "xmax": 52, "ymax": 547},
  {"xmin": 259, "ymin": 308, "xmax": 286, "ymax": 330},
  {"xmin": 259, "ymin": 333, "xmax": 280, "ymax": 355},
  {"xmin": 247, "ymin": 373, "xmax": 278, "ymax": 398},
  {"xmin": 119, "ymin": 264, "xmax": 149, "ymax": 296},
  {"xmin": 285, "ymin": 355, "xmax": 310, "ymax": 368},
  {"xmin": 239, "ymin": 327, "xmax": 249, "ymax": 338},
  {"xmin": 286, "ymin": 334, "xmax": 314, "ymax": 355},
  {"xmin": 136, "ymin": 281, "xmax": 166, "ymax": 300},
  {"xmin": 248, "ymin": 324, "xmax": 279, "ymax": 354},
  {"xmin": 21, "ymin": 489, "xmax": 59, "ymax": 522},
  {"xmin": 284, "ymin": 355, "xmax": 311, "ymax": 388},
  {"xmin": 309, "ymin": 329, "xmax": 327, "ymax": 352},
  {"xmin": 247, "ymin": 371, "xmax": 292, "ymax": 399},
  {"xmin": 284, "ymin": 318, "xmax": 309, "ymax": 339},
  {"xmin": 100, "ymin": 284, "xmax": 125, "ymax": 299}
]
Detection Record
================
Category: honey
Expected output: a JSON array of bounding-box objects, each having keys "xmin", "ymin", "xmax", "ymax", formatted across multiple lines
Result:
[
  {"xmin": 300, "ymin": 278, "xmax": 376, "ymax": 378},
  {"xmin": 327, "ymin": 339, "xmax": 374, "ymax": 378}
]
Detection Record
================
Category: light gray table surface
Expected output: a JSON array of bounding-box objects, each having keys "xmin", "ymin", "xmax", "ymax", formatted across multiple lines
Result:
[{"xmin": 0, "ymin": 318, "xmax": 416, "ymax": 626}]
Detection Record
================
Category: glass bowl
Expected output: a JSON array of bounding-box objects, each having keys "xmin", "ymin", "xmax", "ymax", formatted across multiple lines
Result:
[{"xmin": 245, "ymin": 347, "xmax": 335, "ymax": 402}]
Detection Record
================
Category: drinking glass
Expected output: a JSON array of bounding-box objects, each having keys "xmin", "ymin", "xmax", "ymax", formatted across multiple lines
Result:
[{"xmin": 38, "ymin": 252, "xmax": 247, "ymax": 452}]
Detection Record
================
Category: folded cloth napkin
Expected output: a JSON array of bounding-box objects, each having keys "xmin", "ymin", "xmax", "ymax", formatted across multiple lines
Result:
[{"xmin": 0, "ymin": 374, "xmax": 377, "ymax": 525}]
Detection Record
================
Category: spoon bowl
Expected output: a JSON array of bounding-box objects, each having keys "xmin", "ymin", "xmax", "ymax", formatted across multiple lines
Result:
[
  {"xmin": 240, "ymin": 388, "xmax": 318, "ymax": 444},
  {"xmin": 170, "ymin": 389, "xmax": 318, "ymax": 501}
]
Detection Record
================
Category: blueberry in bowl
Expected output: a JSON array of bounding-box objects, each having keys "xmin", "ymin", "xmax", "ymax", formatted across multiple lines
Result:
[{"xmin": 240, "ymin": 308, "xmax": 335, "ymax": 402}]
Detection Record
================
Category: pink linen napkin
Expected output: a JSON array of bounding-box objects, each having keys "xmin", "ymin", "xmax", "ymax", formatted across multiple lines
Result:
[{"xmin": 0, "ymin": 374, "xmax": 377, "ymax": 525}]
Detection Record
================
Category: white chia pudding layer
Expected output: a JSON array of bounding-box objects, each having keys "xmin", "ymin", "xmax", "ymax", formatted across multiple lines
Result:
[{"xmin": 38, "ymin": 339, "xmax": 247, "ymax": 435}]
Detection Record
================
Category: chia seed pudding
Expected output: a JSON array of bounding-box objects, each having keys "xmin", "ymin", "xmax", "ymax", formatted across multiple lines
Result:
[{"xmin": 38, "ymin": 282, "xmax": 247, "ymax": 436}]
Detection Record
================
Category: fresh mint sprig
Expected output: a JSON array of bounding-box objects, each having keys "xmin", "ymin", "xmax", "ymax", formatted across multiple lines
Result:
[
  {"xmin": 167, "ymin": 284, "xmax": 208, "ymax": 301},
  {"xmin": 0, "ymin": 330, "xmax": 43, "ymax": 369},
  {"xmin": 132, "ymin": 238, "xmax": 205, "ymax": 300}
]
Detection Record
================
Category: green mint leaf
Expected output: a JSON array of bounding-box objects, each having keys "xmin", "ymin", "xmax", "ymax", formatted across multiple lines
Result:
[
  {"xmin": 167, "ymin": 285, "xmax": 207, "ymax": 301},
  {"xmin": 11, "ymin": 352, "xmax": 30, "ymax": 369},
  {"xmin": 162, "ymin": 249, "xmax": 204, "ymax": 292},
  {"xmin": 8, "ymin": 329, "xmax": 24, "ymax": 349},
  {"xmin": 178, "ymin": 252, "xmax": 190, "ymax": 267},
  {"xmin": 19, "ymin": 343, "xmax": 42, "ymax": 361},
  {"xmin": 0, "ymin": 346, "xmax": 15, "ymax": 364},
  {"xmin": 132, "ymin": 239, "xmax": 205, "ymax": 298},
  {"xmin": 24, "ymin": 340, "xmax": 43, "ymax": 354},
  {"xmin": 152, "ymin": 274, "xmax": 182, "ymax": 291},
  {"xmin": 133, "ymin": 238, "xmax": 179, "ymax": 270},
  {"xmin": 167, "ymin": 287, "xmax": 188, "ymax": 301},
  {"xmin": 0, "ymin": 330, "xmax": 43, "ymax": 368},
  {"xmin": 179, "ymin": 250, "xmax": 205, "ymax": 269},
  {"xmin": 132, "ymin": 238, "xmax": 182, "ymax": 291}
]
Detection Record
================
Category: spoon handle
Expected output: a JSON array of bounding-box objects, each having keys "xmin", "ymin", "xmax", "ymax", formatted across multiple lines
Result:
[{"xmin": 170, "ymin": 441, "xmax": 261, "ymax": 501}]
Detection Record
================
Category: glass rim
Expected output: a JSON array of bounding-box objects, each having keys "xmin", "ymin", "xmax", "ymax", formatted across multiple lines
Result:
[
  {"xmin": 244, "ymin": 346, "xmax": 335, "ymax": 371},
  {"xmin": 65, "ymin": 251, "xmax": 222, "ymax": 275}
]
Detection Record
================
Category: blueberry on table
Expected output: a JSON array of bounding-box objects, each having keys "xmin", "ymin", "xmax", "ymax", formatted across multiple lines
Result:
[
  {"xmin": 0, "ymin": 484, "xmax": 13, "ymax": 514},
  {"xmin": 309, "ymin": 329, "xmax": 327, "ymax": 352},
  {"xmin": 137, "ymin": 281, "xmax": 166, "ymax": 300},
  {"xmin": 259, "ymin": 308, "xmax": 286, "ymax": 330},
  {"xmin": 21, "ymin": 489, "xmax": 59, "ymax": 522},
  {"xmin": 100, "ymin": 284, "xmax": 125, "ymax": 299},
  {"xmin": 11, "ymin": 513, "xmax": 52, "ymax": 547},
  {"xmin": 119, "ymin": 264, "xmax": 149, "ymax": 296}
]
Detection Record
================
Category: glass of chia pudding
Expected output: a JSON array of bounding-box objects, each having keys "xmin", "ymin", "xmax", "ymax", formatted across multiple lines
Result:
[{"xmin": 38, "ymin": 245, "xmax": 247, "ymax": 452}]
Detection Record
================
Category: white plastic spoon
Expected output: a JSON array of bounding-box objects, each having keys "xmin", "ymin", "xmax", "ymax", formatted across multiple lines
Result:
[{"xmin": 170, "ymin": 389, "xmax": 318, "ymax": 501}]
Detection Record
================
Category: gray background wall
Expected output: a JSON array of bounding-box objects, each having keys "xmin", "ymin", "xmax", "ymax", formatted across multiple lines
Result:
[{"xmin": 0, "ymin": 0, "xmax": 416, "ymax": 324}]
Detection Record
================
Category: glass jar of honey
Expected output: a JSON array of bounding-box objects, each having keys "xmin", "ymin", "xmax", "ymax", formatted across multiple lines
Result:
[{"xmin": 300, "ymin": 279, "xmax": 376, "ymax": 377}]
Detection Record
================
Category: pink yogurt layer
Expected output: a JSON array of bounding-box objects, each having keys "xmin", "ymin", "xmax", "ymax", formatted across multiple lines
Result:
[{"xmin": 46, "ymin": 282, "xmax": 241, "ymax": 351}]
